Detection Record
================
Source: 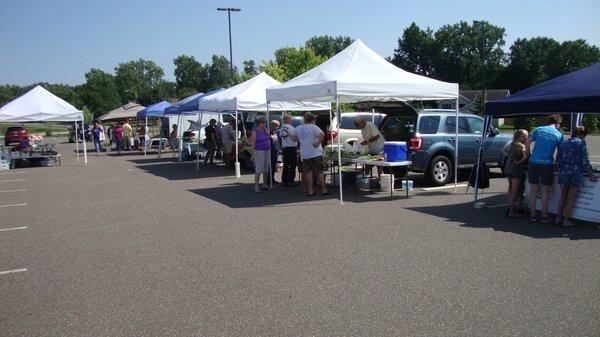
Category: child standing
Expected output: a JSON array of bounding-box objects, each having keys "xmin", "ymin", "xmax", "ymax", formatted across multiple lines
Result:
[{"xmin": 501, "ymin": 129, "xmax": 529, "ymax": 218}]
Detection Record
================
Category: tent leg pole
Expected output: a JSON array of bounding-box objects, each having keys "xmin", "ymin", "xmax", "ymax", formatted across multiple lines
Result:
[
  {"xmin": 328, "ymin": 105, "xmax": 335, "ymax": 186},
  {"xmin": 196, "ymin": 112, "xmax": 201, "ymax": 171},
  {"xmin": 75, "ymin": 121, "xmax": 79, "ymax": 162},
  {"xmin": 336, "ymin": 98, "xmax": 343, "ymax": 204},
  {"xmin": 267, "ymin": 104, "xmax": 273, "ymax": 188},
  {"xmin": 454, "ymin": 98, "xmax": 458, "ymax": 192},
  {"xmin": 235, "ymin": 110, "xmax": 241, "ymax": 178},
  {"xmin": 144, "ymin": 116, "xmax": 148, "ymax": 156},
  {"xmin": 82, "ymin": 115, "xmax": 87, "ymax": 165}
]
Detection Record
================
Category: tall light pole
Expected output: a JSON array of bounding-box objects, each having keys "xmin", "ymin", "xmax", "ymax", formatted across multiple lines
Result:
[{"xmin": 217, "ymin": 7, "xmax": 241, "ymax": 79}]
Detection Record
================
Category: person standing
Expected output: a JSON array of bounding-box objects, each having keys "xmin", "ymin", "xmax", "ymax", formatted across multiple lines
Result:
[
  {"xmin": 221, "ymin": 120, "xmax": 236, "ymax": 166},
  {"xmin": 114, "ymin": 122, "xmax": 124, "ymax": 156},
  {"xmin": 269, "ymin": 120, "xmax": 282, "ymax": 185},
  {"xmin": 290, "ymin": 113, "xmax": 329, "ymax": 196},
  {"xmin": 251, "ymin": 118, "xmax": 271, "ymax": 192},
  {"xmin": 501, "ymin": 129, "xmax": 529, "ymax": 218},
  {"xmin": 524, "ymin": 114, "xmax": 564, "ymax": 223},
  {"xmin": 91, "ymin": 122, "xmax": 104, "ymax": 155},
  {"xmin": 555, "ymin": 126, "xmax": 597, "ymax": 226},
  {"xmin": 355, "ymin": 117, "xmax": 385, "ymax": 155},
  {"xmin": 122, "ymin": 119, "xmax": 133, "ymax": 151},
  {"xmin": 280, "ymin": 115, "xmax": 298, "ymax": 187},
  {"xmin": 204, "ymin": 119, "xmax": 218, "ymax": 165}
]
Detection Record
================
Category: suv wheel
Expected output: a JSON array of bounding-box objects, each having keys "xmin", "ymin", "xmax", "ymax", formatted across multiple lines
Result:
[{"xmin": 427, "ymin": 155, "xmax": 453, "ymax": 186}]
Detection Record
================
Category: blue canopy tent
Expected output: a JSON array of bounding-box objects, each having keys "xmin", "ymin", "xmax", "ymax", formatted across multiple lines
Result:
[
  {"xmin": 137, "ymin": 101, "xmax": 173, "ymax": 155},
  {"xmin": 473, "ymin": 63, "xmax": 600, "ymax": 204}
]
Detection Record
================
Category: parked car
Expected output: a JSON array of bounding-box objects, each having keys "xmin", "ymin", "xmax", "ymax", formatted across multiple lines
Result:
[
  {"xmin": 379, "ymin": 109, "xmax": 512, "ymax": 186},
  {"xmin": 326, "ymin": 112, "xmax": 386, "ymax": 147},
  {"xmin": 4, "ymin": 126, "xmax": 29, "ymax": 146}
]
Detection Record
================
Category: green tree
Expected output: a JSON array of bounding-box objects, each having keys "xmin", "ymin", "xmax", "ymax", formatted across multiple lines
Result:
[
  {"xmin": 207, "ymin": 55, "xmax": 237, "ymax": 89},
  {"xmin": 432, "ymin": 20, "xmax": 506, "ymax": 89},
  {"xmin": 391, "ymin": 22, "xmax": 435, "ymax": 75},
  {"xmin": 548, "ymin": 39, "xmax": 600, "ymax": 78},
  {"xmin": 243, "ymin": 60, "xmax": 258, "ymax": 76},
  {"xmin": 173, "ymin": 55, "xmax": 208, "ymax": 92},
  {"xmin": 152, "ymin": 80, "xmax": 178, "ymax": 101},
  {"xmin": 305, "ymin": 35, "xmax": 354, "ymax": 58},
  {"xmin": 504, "ymin": 37, "xmax": 561, "ymax": 92},
  {"xmin": 79, "ymin": 68, "xmax": 121, "ymax": 116},
  {"xmin": 270, "ymin": 46, "xmax": 326, "ymax": 81},
  {"xmin": 0, "ymin": 85, "xmax": 27, "ymax": 106},
  {"xmin": 259, "ymin": 60, "xmax": 286, "ymax": 82},
  {"xmin": 114, "ymin": 59, "xmax": 165, "ymax": 105}
]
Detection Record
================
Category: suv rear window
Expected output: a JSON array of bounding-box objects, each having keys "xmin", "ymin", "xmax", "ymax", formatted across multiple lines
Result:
[
  {"xmin": 380, "ymin": 115, "xmax": 415, "ymax": 141},
  {"xmin": 340, "ymin": 114, "xmax": 384, "ymax": 129},
  {"xmin": 417, "ymin": 116, "xmax": 440, "ymax": 134}
]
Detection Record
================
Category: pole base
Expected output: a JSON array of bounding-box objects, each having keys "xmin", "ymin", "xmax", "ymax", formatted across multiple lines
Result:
[{"xmin": 235, "ymin": 162, "xmax": 241, "ymax": 179}]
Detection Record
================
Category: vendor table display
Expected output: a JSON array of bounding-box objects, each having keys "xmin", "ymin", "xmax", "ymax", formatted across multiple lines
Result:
[
  {"xmin": 526, "ymin": 171, "xmax": 600, "ymax": 223},
  {"xmin": 325, "ymin": 151, "xmax": 412, "ymax": 199}
]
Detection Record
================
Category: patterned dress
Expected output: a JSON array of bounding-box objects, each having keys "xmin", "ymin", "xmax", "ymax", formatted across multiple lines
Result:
[{"xmin": 556, "ymin": 138, "xmax": 590, "ymax": 187}]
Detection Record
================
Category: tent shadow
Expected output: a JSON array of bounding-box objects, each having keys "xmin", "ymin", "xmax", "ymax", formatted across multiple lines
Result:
[
  {"xmin": 136, "ymin": 161, "xmax": 234, "ymax": 180},
  {"xmin": 407, "ymin": 194, "xmax": 600, "ymax": 240}
]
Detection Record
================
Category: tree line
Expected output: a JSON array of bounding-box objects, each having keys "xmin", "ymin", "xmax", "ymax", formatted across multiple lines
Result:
[{"xmin": 1, "ymin": 22, "xmax": 598, "ymax": 126}]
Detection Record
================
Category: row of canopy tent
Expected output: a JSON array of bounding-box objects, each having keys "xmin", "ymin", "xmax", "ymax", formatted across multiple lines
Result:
[
  {"xmin": 0, "ymin": 85, "xmax": 88, "ymax": 164},
  {"xmin": 473, "ymin": 63, "xmax": 600, "ymax": 204},
  {"xmin": 266, "ymin": 39, "xmax": 459, "ymax": 203}
]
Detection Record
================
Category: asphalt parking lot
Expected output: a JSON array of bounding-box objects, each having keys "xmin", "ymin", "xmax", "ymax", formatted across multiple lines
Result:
[{"xmin": 1, "ymin": 137, "xmax": 599, "ymax": 336}]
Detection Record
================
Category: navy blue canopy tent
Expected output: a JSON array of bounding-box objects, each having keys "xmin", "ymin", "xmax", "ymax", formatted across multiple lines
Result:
[
  {"xmin": 485, "ymin": 63, "xmax": 600, "ymax": 116},
  {"xmin": 164, "ymin": 88, "xmax": 224, "ymax": 115},
  {"xmin": 474, "ymin": 63, "xmax": 600, "ymax": 204}
]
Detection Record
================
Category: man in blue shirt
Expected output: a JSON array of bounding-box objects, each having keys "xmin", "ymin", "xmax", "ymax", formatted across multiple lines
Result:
[{"xmin": 525, "ymin": 114, "xmax": 564, "ymax": 222}]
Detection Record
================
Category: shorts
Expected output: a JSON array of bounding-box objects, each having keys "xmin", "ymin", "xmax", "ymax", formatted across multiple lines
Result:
[
  {"xmin": 302, "ymin": 156, "xmax": 324, "ymax": 173},
  {"xmin": 253, "ymin": 149, "xmax": 270, "ymax": 173},
  {"xmin": 528, "ymin": 163, "xmax": 554, "ymax": 186},
  {"xmin": 557, "ymin": 172, "xmax": 584, "ymax": 187}
]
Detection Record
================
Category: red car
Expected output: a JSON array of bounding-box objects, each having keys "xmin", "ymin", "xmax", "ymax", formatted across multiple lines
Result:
[{"xmin": 4, "ymin": 126, "xmax": 29, "ymax": 146}]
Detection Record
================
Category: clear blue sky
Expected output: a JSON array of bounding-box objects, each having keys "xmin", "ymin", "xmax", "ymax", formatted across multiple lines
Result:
[{"xmin": 1, "ymin": 0, "xmax": 599, "ymax": 85}]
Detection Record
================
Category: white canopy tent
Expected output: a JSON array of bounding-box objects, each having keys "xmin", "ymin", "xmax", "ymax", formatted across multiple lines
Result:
[
  {"xmin": 198, "ymin": 72, "xmax": 329, "ymax": 178},
  {"xmin": 98, "ymin": 102, "xmax": 145, "ymax": 121},
  {"xmin": 0, "ymin": 85, "xmax": 87, "ymax": 164},
  {"xmin": 266, "ymin": 39, "xmax": 459, "ymax": 203}
]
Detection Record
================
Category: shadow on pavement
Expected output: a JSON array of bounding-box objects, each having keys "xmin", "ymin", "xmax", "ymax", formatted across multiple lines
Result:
[
  {"xmin": 408, "ymin": 194, "xmax": 600, "ymax": 240},
  {"xmin": 136, "ymin": 161, "xmax": 234, "ymax": 180}
]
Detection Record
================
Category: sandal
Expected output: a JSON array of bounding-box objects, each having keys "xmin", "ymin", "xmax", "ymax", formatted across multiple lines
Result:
[
  {"xmin": 307, "ymin": 192, "xmax": 316, "ymax": 196},
  {"xmin": 539, "ymin": 215, "xmax": 552, "ymax": 223},
  {"xmin": 254, "ymin": 187, "xmax": 261, "ymax": 193},
  {"xmin": 528, "ymin": 215, "xmax": 538, "ymax": 222}
]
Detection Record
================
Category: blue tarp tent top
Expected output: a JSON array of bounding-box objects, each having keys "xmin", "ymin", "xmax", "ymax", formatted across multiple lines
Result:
[
  {"xmin": 164, "ymin": 88, "xmax": 225, "ymax": 115},
  {"xmin": 485, "ymin": 63, "xmax": 600, "ymax": 116},
  {"xmin": 137, "ymin": 101, "xmax": 172, "ymax": 118}
]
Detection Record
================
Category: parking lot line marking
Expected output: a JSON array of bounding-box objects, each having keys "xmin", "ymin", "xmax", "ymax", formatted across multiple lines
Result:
[
  {"xmin": 0, "ymin": 268, "xmax": 27, "ymax": 275},
  {"xmin": 0, "ymin": 189, "xmax": 26, "ymax": 193},
  {"xmin": 422, "ymin": 184, "xmax": 468, "ymax": 191},
  {"xmin": 0, "ymin": 226, "xmax": 27, "ymax": 232},
  {"xmin": 0, "ymin": 179, "xmax": 26, "ymax": 183},
  {"xmin": 0, "ymin": 171, "xmax": 26, "ymax": 175},
  {"xmin": 0, "ymin": 203, "xmax": 27, "ymax": 208}
]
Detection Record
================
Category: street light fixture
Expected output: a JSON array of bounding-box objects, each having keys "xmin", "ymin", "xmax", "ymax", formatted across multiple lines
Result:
[{"xmin": 217, "ymin": 7, "xmax": 241, "ymax": 79}]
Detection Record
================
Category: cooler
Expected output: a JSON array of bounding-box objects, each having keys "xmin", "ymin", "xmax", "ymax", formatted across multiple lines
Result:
[{"xmin": 383, "ymin": 141, "xmax": 407, "ymax": 162}]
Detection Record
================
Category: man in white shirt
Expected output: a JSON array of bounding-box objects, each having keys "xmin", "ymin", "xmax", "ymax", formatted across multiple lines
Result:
[
  {"xmin": 279, "ymin": 115, "xmax": 298, "ymax": 186},
  {"xmin": 355, "ymin": 117, "xmax": 385, "ymax": 155},
  {"xmin": 290, "ymin": 113, "xmax": 329, "ymax": 196},
  {"xmin": 221, "ymin": 120, "xmax": 236, "ymax": 165}
]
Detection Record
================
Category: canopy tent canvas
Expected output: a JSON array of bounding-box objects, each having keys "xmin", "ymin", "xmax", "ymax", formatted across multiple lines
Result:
[
  {"xmin": 473, "ymin": 63, "xmax": 600, "ymax": 204},
  {"xmin": 164, "ymin": 89, "xmax": 227, "ymax": 115},
  {"xmin": 266, "ymin": 39, "xmax": 459, "ymax": 203},
  {"xmin": 485, "ymin": 63, "xmax": 600, "ymax": 116},
  {"xmin": 197, "ymin": 72, "xmax": 330, "ymax": 178},
  {"xmin": 98, "ymin": 102, "xmax": 145, "ymax": 121},
  {"xmin": 137, "ymin": 101, "xmax": 172, "ymax": 118},
  {"xmin": 0, "ymin": 85, "xmax": 82, "ymax": 122},
  {"xmin": 0, "ymin": 85, "xmax": 88, "ymax": 164}
]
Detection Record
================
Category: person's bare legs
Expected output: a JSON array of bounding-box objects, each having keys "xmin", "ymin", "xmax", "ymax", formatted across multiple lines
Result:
[
  {"xmin": 556, "ymin": 185, "xmax": 569, "ymax": 223},
  {"xmin": 529, "ymin": 183, "xmax": 539, "ymax": 218},
  {"xmin": 254, "ymin": 173, "xmax": 261, "ymax": 191},
  {"xmin": 509, "ymin": 178, "xmax": 521, "ymax": 216},
  {"xmin": 263, "ymin": 172, "xmax": 271, "ymax": 190},
  {"xmin": 305, "ymin": 170, "xmax": 314, "ymax": 195},
  {"xmin": 563, "ymin": 187, "xmax": 579, "ymax": 225},
  {"xmin": 507, "ymin": 177, "xmax": 514, "ymax": 212},
  {"xmin": 540, "ymin": 185, "xmax": 551, "ymax": 218},
  {"xmin": 318, "ymin": 172, "xmax": 328, "ymax": 194}
]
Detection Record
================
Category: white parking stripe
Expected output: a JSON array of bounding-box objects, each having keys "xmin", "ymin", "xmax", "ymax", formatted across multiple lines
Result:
[
  {"xmin": 0, "ymin": 171, "xmax": 26, "ymax": 175},
  {"xmin": 0, "ymin": 203, "xmax": 27, "ymax": 208},
  {"xmin": 0, "ymin": 268, "xmax": 27, "ymax": 275},
  {"xmin": 0, "ymin": 189, "xmax": 26, "ymax": 193},
  {"xmin": 0, "ymin": 179, "xmax": 26, "ymax": 183},
  {"xmin": 0, "ymin": 226, "xmax": 27, "ymax": 232},
  {"xmin": 422, "ymin": 184, "xmax": 468, "ymax": 191}
]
